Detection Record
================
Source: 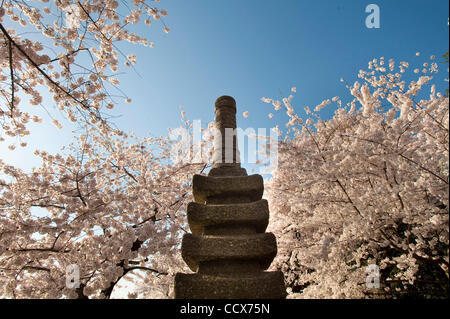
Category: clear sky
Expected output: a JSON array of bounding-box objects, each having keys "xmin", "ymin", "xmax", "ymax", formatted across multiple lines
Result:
[{"xmin": 1, "ymin": 0, "xmax": 449, "ymax": 171}]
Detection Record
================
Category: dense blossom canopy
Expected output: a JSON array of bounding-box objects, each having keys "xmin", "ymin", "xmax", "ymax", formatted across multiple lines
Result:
[
  {"xmin": 0, "ymin": 125, "xmax": 208, "ymax": 298},
  {"xmin": 0, "ymin": 0, "xmax": 168, "ymax": 148},
  {"xmin": 265, "ymin": 56, "xmax": 449, "ymax": 298},
  {"xmin": 0, "ymin": 1, "xmax": 448, "ymax": 299}
]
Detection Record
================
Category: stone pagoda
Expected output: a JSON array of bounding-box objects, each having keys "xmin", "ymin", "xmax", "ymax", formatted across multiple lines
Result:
[{"xmin": 174, "ymin": 96, "xmax": 286, "ymax": 299}]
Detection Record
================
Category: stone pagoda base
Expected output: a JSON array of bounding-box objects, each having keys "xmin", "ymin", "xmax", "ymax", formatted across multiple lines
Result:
[
  {"xmin": 174, "ymin": 95, "xmax": 285, "ymax": 299},
  {"xmin": 174, "ymin": 174, "xmax": 286, "ymax": 299}
]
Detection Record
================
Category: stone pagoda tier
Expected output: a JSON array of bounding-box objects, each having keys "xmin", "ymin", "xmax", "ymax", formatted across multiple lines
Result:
[{"xmin": 174, "ymin": 96, "xmax": 286, "ymax": 299}]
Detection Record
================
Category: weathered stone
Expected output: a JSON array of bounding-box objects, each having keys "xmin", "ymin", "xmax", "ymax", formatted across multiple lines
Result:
[
  {"xmin": 181, "ymin": 233, "xmax": 277, "ymax": 272},
  {"xmin": 174, "ymin": 96, "xmax": 286, "ymax": 299},
  {"xmin": 208, "ymin": 166, "xmax": 247, "ymax": 177},
  {"xmin": 212, "ymin": 96, "xmax": 239, "ymax": 168},
  {"xmin": 175, "ymin": 272, "xmax": 286, "ymax": 299},
  {"xmin": 192, "ymin": 174, "xmax": 264, "ymax": 204},
  {"xmin": 197, "ymin": 260, "xmax": 261, "ymax": 274},
  {"xmin": 187, "ymin": 200, "xmax": 269, "ymax": 235}
]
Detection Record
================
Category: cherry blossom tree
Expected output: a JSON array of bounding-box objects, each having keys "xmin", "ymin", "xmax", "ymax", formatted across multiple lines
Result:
[
  {"xmin": 264, "ymin": 55, "xmax": 449, "ymax": 298},
  {"xmin": 0, "ymin": 1, "xmax": 223, "ymax": 298},
  {"xmin": 0, "ymin": 0, "xmax": 169, "ymax": 149},
  {"xmin": 0, "ymin": 1, "xmax": 199, "ymax": 299},
  {"xmin": 0, "ymin": 121, "xmax": 210, "ymax": 298},
  {"xmin": 1, "ymin": 1, "xmax": 448, "ymax": 300}
]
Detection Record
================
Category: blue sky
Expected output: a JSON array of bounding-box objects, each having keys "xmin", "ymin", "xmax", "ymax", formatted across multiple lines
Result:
[{"xmin": 1, "ymin": 0, "xmax": 449, "ymax": 171}]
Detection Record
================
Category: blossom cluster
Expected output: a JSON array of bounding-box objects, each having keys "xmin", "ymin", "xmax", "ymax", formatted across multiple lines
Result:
[
  {"xmin": 262, "ymin": 55, "xmax": 449, "ymax": 298},
  {"xmin": 0, "ymin": 0, "xmax": 169, "ymax": 149},
  {"xmin": 0, "ymin": 124, "xmax": 205, "ymax": 298}
]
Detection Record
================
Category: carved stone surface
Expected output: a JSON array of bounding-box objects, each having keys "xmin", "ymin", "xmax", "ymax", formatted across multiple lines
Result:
[
  {"xmin": 192, "ymin": 174, "xmax": 263, "ymax": 204},
  {"xmin": 174, "ymin": 96, "xmax": 286, "ymax": 299},
  {"xmin": 209, "ymin": 95, "xmax": 247, "ymax": 177},
  {"xmin": 187, "ymin": 200, "xmax": 270, "ymax": 235}
]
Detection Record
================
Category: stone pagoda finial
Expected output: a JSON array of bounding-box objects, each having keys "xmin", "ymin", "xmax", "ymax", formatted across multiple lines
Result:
[
  {"xmin": 174, "ymin": 96, "xmax": 286, "ymax": 299},
  {"xmin": 209, "ymin": 96, "xmax": 247, "ymax": 177}
]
